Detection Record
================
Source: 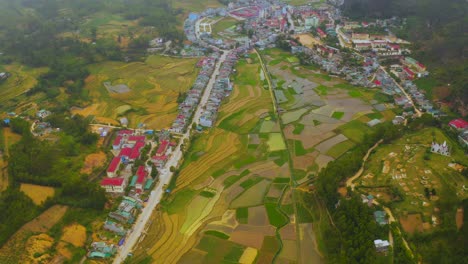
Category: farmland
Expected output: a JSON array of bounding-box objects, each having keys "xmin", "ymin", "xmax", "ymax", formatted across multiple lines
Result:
[
  {"xmin": 19, "ymin": 184, "xmax": 55, "ymax": 205},
  {"xmin": 76, "ymin": 55, "xmax": 199, "ymax": 128},
  {"xmin": 131, "ymin": 54, "xmax": 298, "ymax": 263}
]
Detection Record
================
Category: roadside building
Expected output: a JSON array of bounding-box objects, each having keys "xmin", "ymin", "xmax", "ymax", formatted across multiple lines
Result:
[
  {"xmin": 374, "ymin": 239, "xmax": 390, "ymax": 253},
  {"xmin": 106, "ymin": 157, "xmax": 121, "ymax": 177},
  {"xmin": 100, "ymin": 178, "xmax": 126, "ymax": 193},
  {"xmin": 449, "ymin": 118, "xmax": 468, "ymax": 130}
]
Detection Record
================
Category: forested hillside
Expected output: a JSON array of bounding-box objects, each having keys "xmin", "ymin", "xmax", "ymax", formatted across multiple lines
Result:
[{"xmin": 341, "ymin": 0, "xmax": 467, "ymax": 115}]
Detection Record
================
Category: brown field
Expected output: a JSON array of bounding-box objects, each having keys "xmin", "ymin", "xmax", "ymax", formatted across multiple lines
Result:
[
  {"xmin": 284, "ymin": 124, "xmax": 336, "ymax": 149},
  {"xmin": 3, "ymin": 127, "xmax": 22, "ymax": 156},
  {"xmin": 0, "ymin": 205, "xmax": 68, "ymax": 263},
  {"xmin": 245, "ymin": 161, "xmax": 290, "ymax": 179},
  {"xmin": 0, "ymin": 159, "xmax": 7, "ymax": 192},
  {"xmin": 230, "ymin": 230, "xmax": 265, "ymax": 249},
  {"xmin": 278, "ymin": 239, "xmax": 298, "ymax": 261},
  {"xmin": 294, "ymin": 33, "xmax": 322, "ymax": 48},
  {"xmin": 456, "ymin": 208, "xmax": 464, "ymax": 230},
  {"xmin": 399, "ymin": 213, "xmax": 424, "ymax": 234},
  {"xmin": 20, "ymin": 183, "xmax": 55, "ymax": 205},
  {"xmin": 61, "ymin": 224, "xmax": 87, "ymax": 247},
  {"xmin": 266, "ymin": 184, "xmax": 284, "ymax": 198},
  {"xmin": 315, "ymin": 154, "xmax": 335, "ymax": 170},
  {"xmin": 280, "ymin": 224, "xmax": 297, "ymax": 241},
  {"xmin": 298, "ymin": 223, "xmax": 323, "ymax": 263},
  {"xmin": 248, "ymin": 206, "xmax": 270, "ymax": 226},
  {"xmin": 293, "ymin": 151, "xmax": 319, "ymax": 170},
  {"xmin": 81, "ymin": 151, "xmax": 107, "ymax": 174},
  {"xmin": 314, "ymin": 134, "xmax": 348, "ymax": 153}
]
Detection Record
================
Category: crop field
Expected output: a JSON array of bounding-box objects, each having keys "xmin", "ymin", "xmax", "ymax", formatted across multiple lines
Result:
[
  {"xmin": 173, "ymin": 0, "xmax": 222, "ymax": 12},
  {"xmin": 358, "ymin": 128, "xmax": 468, "ymax": 221},
  {"xmin": 19, "ymin": 184, "xmax": 55, "ymax": 205},
  {"xmin": 79, "ymin": 55, "xmax": 199, "ymax": 129},
  {"xmin": 60, "ymin": 224, "xmax": 86, "ymax": 247},
  {"xmin": 267, "ymin": 133, "xmax": 286, "ymax": 151},
  {"xmin": 326, "ymin": 140, "xmax": 356, "ymax": 158},
  {"xmin": 0, "ymin": 64, "xmax": 48, "ymax": 108},
  {"xmin": 0, "ymin": 205, "xmax": 68, "ymax": 263},
  {"xmin": 281, "ymin": 108, "xmax": 308, "ymax": 124},
  {"xmin": 231, "ymin": 180, "xmax": 271, "ymax": 208}
]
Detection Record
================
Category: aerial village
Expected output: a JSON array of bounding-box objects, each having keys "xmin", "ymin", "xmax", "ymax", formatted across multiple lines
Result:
[{"xmin": 69, "ymin": 0, "xmax": 468, "ymax": 259}]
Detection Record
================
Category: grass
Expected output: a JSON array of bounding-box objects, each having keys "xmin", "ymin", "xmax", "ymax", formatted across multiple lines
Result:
[
  {"xmin": 337, "ymin": 120, "xmax": 372, "ymax": 143},
  {"xmin": 236, "ymin": 207, "xmax": 249, "ymax": 224},
  {"xmin": 326, "ymin": 140, "xmax": 356, "ymax": 158},
  {"xmin": 366, "ymin": 111, "xmax": 383, "ymax": 120},
  {"xmin": 231, "ymin": 180, "xmax": 271, "ymax": 208},
  {"xmin": 348, "ymin": 90, "xmax": 363, "ymax": 98},
  {"xmin": 264, "ymin": 203, "xmax": 288, "ymax": 227},
  {"xmin": 240, "ymin": 177, "xmax": 263, "ymax": 189},
  {"xmin": 315, "ymin": 85, "xmax": 328, "ymax": 95},
  {"xmin": 223, "ymin": 175, "xmax": 244, "ymax": 188},
  {"xmin": 199, "ymin": 191, "xmax": 216, "ymax": 198},
  {"xmin": 267, "ymin": 133, "xmax": 286, "ymax": 151},
  {"xmin": 294, "ymin": 140, "xmax": 308, "ymax": 156},
  {"xmin": 212, "ymin": 17, "xmax": 239, "ymax": 37},
  {"xmin": 165, "ymin": 189, "xmax": 197, "ymax": 214},
  {"xmin": 205, "ymin": 230, "xmax": 230, "ymax": 240},
  {"xmin": 331, "ymin": 111, "xmax": 345, "ymax": 120},
  {"xmin": 292, "ymin": 123, "xmax": 305, "ymax": 135}
]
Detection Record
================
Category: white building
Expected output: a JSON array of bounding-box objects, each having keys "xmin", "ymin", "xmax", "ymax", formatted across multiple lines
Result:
[
  {"xmin": 100, "ymin": 177, "xmax": 126, "ymax": 193},
  {"xmin": 431, "ymin": 141, "xmax": 450, "ymax": 156}
]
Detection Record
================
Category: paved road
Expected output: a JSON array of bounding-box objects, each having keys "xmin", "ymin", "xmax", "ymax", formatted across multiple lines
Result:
[{"xmin": 113, "ymin": 50, "xmax": 228, "ymax": 264}]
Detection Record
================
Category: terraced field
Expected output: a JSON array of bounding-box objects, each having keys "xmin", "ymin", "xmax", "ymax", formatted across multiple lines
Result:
[{"xmin": 76, "ymin": 55, "xmax": 199, "ymax": 128}]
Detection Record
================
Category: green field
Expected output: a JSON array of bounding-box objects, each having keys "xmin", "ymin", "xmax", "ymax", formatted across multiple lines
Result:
[
  {"xmin": 326, "ymin": 140, "xmax": 356, "ymax": 158},
  {"xmin": 212, "ymin": 17, "xmax": 240, "ymax": 37},
  {"xmin": 336, "ymin": 120, "xmax": 372, "ymax": 143},
  {"xmin": 331, "ymin": 111, "xmax": 345, "ymax": 120},
  {"xmin": 267, "ymin": 133, "xmax": 286, "ymax": 151}
]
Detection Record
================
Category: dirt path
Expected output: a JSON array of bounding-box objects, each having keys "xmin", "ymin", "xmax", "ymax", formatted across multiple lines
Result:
[
  {"xmin": 345, "ymin": 139, "xmax": 383, "ymax": 191},
  {"xmin": 345, "ymin": 139, "xmax": 414, "ymax": 259}
]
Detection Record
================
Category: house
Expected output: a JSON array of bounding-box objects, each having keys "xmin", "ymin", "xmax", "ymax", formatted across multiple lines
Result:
[
  {"xmin": 155, "ymin": 140, "xmax": 169, "ymax": 157},
  {"xmin": 127, "ymin": 135, "xmax": 146, "ymax": 144},
  {"xmin": 367, "ymin": 119, "xmax": 381, "ymax": 127},
  {"xmin": 112, "ymin": 136, "xmax": 123, "ymax": 150},
  {"xmin": 374, "ymin": 239, "xmax": 390, "ymax": 253},
  {"xmin": 449, "ymin": 119, "xmax": 468, "ymax": 130},
  {"xmin": 316, "ymin": 28, "xmax": 327, "ymax": 38},
  {"xmin": 458, "ymin": 130, "xmax": 468, "ymax": 148},
  {"xmin": 431, "ymin": 141, "xmax": 450, "ymax": 156},
  {"xmin": 100, "ymin": 177, "xmax": 126, "ymax": 193},
  {"xmin": 392, "ymin": 116, "xmax": 405, "ymax": 125},
  {"xmin": 0, "ymin": 72, "xmax": 9, "ymax": 80},
  {"xmin": 103, "ymin": 220, "xmax": 126, "ymax": 236},
  {"xmin": 374, "ymin": 211, "xmax": 388, "ymax": 225},
  {"xmin": 36, "ymin": 109, "xmax": 51, "ymax": 119},
  {"xmin": 394, "ymin": 97, "xmax": 409, "ymax": 106},
  {"xmin": 135, "ymin": 166, "xmax": 148, "ymax": 193},
  {"xmin": 120, "ymin": 117, "xmax": 128, "ymax": 127},
  {"xmin": 107, "ymin": 157, "xmax": 122, "ymax": 177},
  {"xmin": 200, "ymin": 115, "xmax": 213, "ymax": 127},
  {"xmin": 403, "ymin": 67, "xmax": 415, "ymax": 79},
  {"xmin": 88, "ymin": 242, "xmax": 117, "ymax": 259}
]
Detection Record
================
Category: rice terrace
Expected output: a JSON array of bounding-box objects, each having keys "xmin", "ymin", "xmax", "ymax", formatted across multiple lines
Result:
[{"xmin": 0, "ymin": 0, "xmax": 466, "ymax": 264}]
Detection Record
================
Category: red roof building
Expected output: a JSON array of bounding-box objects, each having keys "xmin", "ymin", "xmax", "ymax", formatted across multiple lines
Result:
[
  {"xmin": 316, "ymin": 28, "xmax": 326, "ymax": 38},
  {"xmin": 118, "ymin": 130, "xmax": 133, "ymax": 136},
  {"xmin": 100, "ymin": 177, "xmax": 126, "ymax": 193},
  {"xmin": 373, "ymin": 80, "xmax": 382, "ymax": 86},
  {"xmin": 449, "ymin": 119, "xmax": 468, "ymax": 130},
  {"xmin": 135, "ymin": 166, "xmax": 148, "ymax": 192},
  {"xmin": 113, "ymin": 136, "xmax": 122, "ymax": 149},
  {"xmin": 128, "ymin": 135, "xmax": 146, "ymax": 143},
  {"xmin": 155, "ymin": 140, "xmax": 169, "ymax": 157},
  {"xmin": 118, "ymin": 147, "xmax": 132, "ymax": 158},
  {"xmin": 107, "ymin": 157, "xmax": 122, "ymax": 177},
  {"xmin": 403, "ymin": 67, "xmax": 415, "ymax": 79},
  {"xmin": 129, "ymin": 141, "xmax": 145, "ymax": 160}
]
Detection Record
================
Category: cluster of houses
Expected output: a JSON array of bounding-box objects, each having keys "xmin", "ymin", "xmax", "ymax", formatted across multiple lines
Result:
[
  {"xmin": 199, "ymin": 50, "xmax": 239, "ymax": 127},
  {"xmin": 88, "ymin": 241, "xmax": 117, "ymax": 259},
  {"xmin": 0, "ymin": 72, "xmax": 9, "ymax": 81},
  {"xmin": 170, "ymin": 54, "xmax": 217, "ymax": 133},
  {"xmin": 101, "ymin": 130, "xmax": 153, "ymax": 194},
  {"xmin": 449, "ymin": 118, "xmax": 468, "ymax": 148}
]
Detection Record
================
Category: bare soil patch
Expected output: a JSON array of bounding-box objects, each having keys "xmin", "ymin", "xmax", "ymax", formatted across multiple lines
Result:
[
  {"xmin": 456, "ymin": 208, "xmax": 464, "ymax": 230},
  {"xmin": 60, "ymin": 224, "xmax": 87, "ymax": 247},
  {"xmin": 248, "ymin": 206, "xmax": 269, "ymax": 226},
  {"xmin": 399, "ymin": 213, "xmax": 424, "ymax": 234},
  {"xmin": 81, "ymin": 151, "xmax": 107, "ymax": 174},
  {"xmin": 280, "ymin": 224, "xmax": 296, "ymax": 241}
]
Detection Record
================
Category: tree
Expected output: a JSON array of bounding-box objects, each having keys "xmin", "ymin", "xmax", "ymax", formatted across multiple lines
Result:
[{"xmin": 169, "ymin": 166, "xmax": 175, "ymax": 172}]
